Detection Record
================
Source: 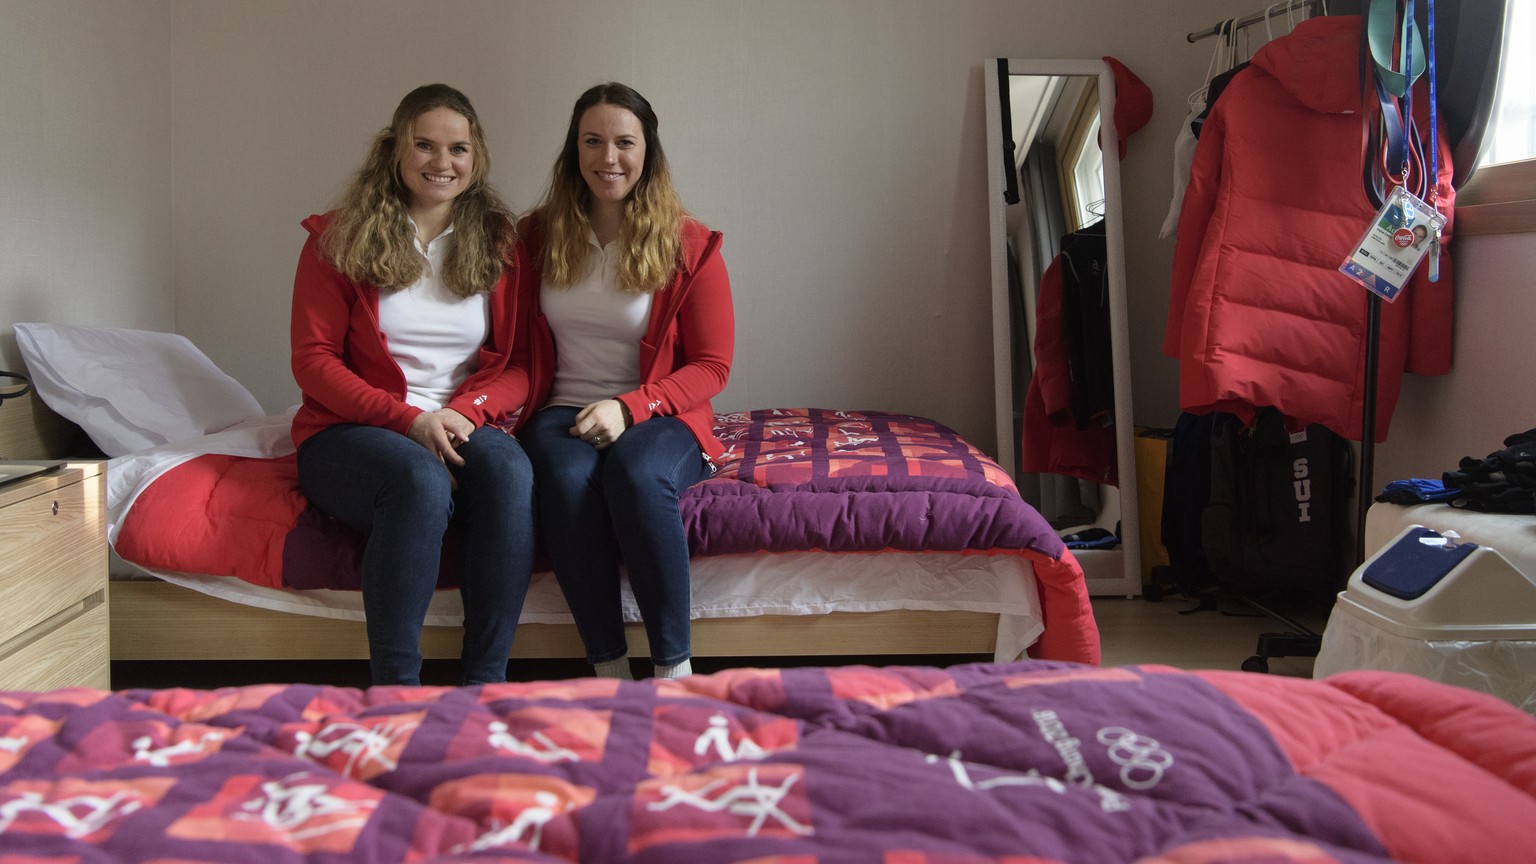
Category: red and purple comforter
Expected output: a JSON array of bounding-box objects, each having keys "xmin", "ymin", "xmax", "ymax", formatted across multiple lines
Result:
[
  {"xmin": 113, "ymin": 409, "xmax": 1096, "ymax": 662},
  {"xmin": 4, "ymin": 661, "xmax": 1534, "ymax": 862}
]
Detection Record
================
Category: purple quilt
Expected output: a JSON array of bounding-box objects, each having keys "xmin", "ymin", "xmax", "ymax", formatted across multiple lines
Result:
[
  {"xmin": 685, "ymin": 408, "xmax": 1062, "ymax": 557},
  {"xmin": 3, "ymin": 661, "xmax": 1534, "ymax": 861}
]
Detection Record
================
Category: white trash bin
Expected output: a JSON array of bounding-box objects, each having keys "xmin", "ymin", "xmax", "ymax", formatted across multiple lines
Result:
[{"xmin": 1315, "ymin": 524, "xmax": 1536, "ymax": 715}]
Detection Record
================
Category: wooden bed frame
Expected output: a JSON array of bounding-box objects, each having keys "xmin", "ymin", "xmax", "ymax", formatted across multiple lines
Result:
[{"xmin": 1, "ymin": 391, "xmax": 1001, "ymax": 662}]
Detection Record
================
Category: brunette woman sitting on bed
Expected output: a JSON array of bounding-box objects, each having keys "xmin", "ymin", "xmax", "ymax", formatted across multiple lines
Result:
[
  {"xmin": 512, "ymin": 82, "xmax": 734, "ymax": 680},
  {"xmin": 288, "ymin": 83, "xmax": 535, "ymax": 686}
]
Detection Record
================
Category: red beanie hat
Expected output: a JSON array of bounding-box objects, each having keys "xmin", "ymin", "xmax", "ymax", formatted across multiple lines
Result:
[{"xmin": 1102, "ymin": 56, "xmax": 1153, "ymax": 159}]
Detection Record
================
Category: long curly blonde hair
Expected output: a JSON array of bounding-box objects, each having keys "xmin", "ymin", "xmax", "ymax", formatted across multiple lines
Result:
[
  {"xmin": 322, "ymin": 84, "xmax": 514, "ymax": 297},
  {"xmin": 534, "ymin": 82, "xmax": 683, "ymax": 294}
]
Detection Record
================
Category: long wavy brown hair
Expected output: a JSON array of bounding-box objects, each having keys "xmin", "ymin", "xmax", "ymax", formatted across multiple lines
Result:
[
  {"xmin": 321, "ymin": 83, "xmax": 514, "ymax": 297},
  {"xmin": 534, "ymin": 82, "xmax": 683, "ymax": 294}
]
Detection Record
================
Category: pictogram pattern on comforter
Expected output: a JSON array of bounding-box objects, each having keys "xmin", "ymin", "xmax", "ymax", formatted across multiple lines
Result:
[{"xmin": 2, "ymin": 662, "xmax": 1534, "ymax": 862}]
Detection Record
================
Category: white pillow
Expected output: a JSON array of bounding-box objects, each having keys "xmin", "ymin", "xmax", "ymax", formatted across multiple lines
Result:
[{"xmin": 14, "ymin": 323, "xmax": 265, "ymax": 457}]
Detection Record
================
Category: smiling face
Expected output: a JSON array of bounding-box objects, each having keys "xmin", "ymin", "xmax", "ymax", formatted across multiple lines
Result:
[
  {"xmin": 399, "ymin": 106, "xmax": 475, "ymax": 221},
  {"xmin": 577, "ymin": 103, "xmax": 646, "ymax": 214}
]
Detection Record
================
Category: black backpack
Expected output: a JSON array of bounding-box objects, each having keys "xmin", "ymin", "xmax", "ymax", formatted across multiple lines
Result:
[
  {"xmin": 1200, "ymin": 408, "xmax": 1354, "ymax": 599},
  {"xmin": 1159, "ymin": 411, "xmax": 1216, "ymax": 594}
]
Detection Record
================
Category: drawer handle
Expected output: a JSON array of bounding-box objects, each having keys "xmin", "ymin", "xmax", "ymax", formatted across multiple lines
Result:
[{"xmin": 52, "ymin": 500, "xmax": 59, "ymax": 516}]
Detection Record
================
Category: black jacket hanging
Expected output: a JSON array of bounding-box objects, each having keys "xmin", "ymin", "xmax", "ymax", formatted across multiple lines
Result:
[{"xmin": 1057, "ymin": 219, "xmax": 1114, "ymax": 431}]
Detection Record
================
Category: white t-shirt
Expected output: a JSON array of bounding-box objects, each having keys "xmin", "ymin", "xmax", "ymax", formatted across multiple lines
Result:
[
  {"xmin": 377, "ymin": 224, "xmax": 489, "ymax": 411},
  {"xmin": 541, "ymin": 233, "xmax": 653, "ymax": 408}
]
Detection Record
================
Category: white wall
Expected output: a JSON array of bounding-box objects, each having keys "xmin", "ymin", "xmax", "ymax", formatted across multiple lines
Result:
[
  {"xmin": 14, "ymin": 0, "xmax": 1504, "ymax": 476},
  {"xmin": 1376, "ymin": 230, "xmax": 1536, "ymax": 483},
  {"xmin": 0, "ymin": 0, "xmax": 174, "ymax": 370},
  {"xmin": 163, "ymin": 0, "xmax": 1244, "ymax": 449}
]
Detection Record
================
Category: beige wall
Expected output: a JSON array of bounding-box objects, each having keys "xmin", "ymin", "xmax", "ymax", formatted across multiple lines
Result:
[
  {"xmin": 0, "ymin": 0, "xmax": 175, "ymax": 367},
  {"xmin": 1376, "ymin": 230, "xmax": 1536, "ymax": 482},
  {"xmin": 160, "ymin": 0, "xmax": 1237, "ymax": 448},
  {"xmin": 3, "ymin": 0, "xmax": 1231, "ymax": 451},
  {"xmin": 3, "ymin": 0, "xmax": 1523, "ymax": 483}
]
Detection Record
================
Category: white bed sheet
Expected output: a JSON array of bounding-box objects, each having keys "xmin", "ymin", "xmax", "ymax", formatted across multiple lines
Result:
[{"xmin": 106, "ymin": 413, "xmax": 1045, "ymax": 663}]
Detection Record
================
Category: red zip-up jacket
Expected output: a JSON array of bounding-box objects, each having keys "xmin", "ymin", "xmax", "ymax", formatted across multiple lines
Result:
[
  {"xmin": 511, "ymin": 214, "xmax": 734, "ymax": 461},
  {"xmin": 1166, "ymin": 15, "xmax": 1454, "ymax": 442},
  {"xmin": 289, "ymin": 212, "xmax": 529, "ymax": 448}
]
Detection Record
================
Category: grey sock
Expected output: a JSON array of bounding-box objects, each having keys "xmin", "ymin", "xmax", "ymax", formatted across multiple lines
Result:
[
  {"xmin": 594, "ymin": 657, "xmax": 633, "ymax": 680},
  {"xmin": 654, "ymin": 658, "xmax": 693, "ymax": 679}
]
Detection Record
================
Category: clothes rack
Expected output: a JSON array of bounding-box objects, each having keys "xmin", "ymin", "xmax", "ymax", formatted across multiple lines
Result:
[
  {"xmin": 1177, "ymin": 3, "xmax": 1382, "ymax": 674},
  {"xmin": 1187, "ymin": 0, "xmax": 1324, "ymax": 43}
]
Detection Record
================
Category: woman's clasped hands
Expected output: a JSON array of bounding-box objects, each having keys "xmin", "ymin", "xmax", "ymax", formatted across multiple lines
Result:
[
  {"xmin": 408, "ymin": 407, "xmax": 474, "ymax": 466},
  {"xmin": 570, "ymin": 398, "xmax": 627, "ymax": 449}
]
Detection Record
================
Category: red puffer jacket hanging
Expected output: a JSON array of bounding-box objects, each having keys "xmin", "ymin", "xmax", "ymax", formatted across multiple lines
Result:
[{"xmin": 1165, "ymin": 14, "xmax": 1455, "ymax": 443}]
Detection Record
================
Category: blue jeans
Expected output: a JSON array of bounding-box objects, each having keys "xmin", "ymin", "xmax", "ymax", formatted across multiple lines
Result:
[
  {"xmin": 297, "ymin": 423, "xmax": 535, "ymax": 686},
  {"xmin": 520, "ymin": 406, "xmax": 710, "ymax": 666}
]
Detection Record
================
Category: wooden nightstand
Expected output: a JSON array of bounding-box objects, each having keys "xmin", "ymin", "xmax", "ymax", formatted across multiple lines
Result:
[{"xmin": 0, "ymin": 462, "xmax": 110, "ymax": 690}]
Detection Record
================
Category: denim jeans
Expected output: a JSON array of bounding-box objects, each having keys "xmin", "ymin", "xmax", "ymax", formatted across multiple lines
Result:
[
  {"xmin": 297, "ymin": 423, "xmax": 535, "ymax": 686},
  {"xmin": 520, "ymin": 406, "xmax": 710, "ymax": 666}
]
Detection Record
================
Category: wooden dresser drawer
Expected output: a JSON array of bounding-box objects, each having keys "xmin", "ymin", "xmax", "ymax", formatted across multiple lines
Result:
[
  {"xmin": 0, "ymin": 599, "xmax": 109, "ymax": 691},
  {"xmin": 0, "ymin": 468, "xmax": 106, "ymax": 644},
  {"xmin": 0, "ymin": 464, "xmax": 110, "ymax": 690}
]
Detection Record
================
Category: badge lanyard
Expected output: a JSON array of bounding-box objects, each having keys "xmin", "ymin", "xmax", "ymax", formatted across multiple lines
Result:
[
  {"xmin": 1342, "ymin": 0, "xmax": 1443, "ymax": 301},
  {"xmin": 1424, "ymin": 0, "xmax": 1441, "ymax": 281}
]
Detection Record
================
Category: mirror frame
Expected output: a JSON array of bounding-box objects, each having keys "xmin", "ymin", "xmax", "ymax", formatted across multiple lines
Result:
[{"xmin": 984, "ymin": 57, "xmax": 1141, "ymax": 598}]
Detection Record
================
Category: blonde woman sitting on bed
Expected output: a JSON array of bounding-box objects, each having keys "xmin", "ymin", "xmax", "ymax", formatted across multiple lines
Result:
[
  {"xmin": 289, "ymin": 83, "xmax": 534, "ymax": 686},
  {"xmin": 512, "ymin": 82, "xmax": 734, "ymax": 680}
]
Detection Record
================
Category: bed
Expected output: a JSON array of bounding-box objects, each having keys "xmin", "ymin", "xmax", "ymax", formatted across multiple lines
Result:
[
  {"xmin": 2, "ymin": 659, "xmax": 1533, "ymax": 861},
  {"xmin": 8, "ymin": 324, "xmax": 1099, "ymax": 668}
]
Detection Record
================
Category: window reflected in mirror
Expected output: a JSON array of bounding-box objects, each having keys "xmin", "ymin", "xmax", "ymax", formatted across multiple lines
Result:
[{"xmin": 1055, "ymin": 79, "xmax": 1105, "ymax": 234}]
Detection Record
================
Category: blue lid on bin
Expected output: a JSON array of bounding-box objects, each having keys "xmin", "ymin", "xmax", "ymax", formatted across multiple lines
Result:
[{"xmin": 1361, "ymin": 526, "xmax": 1476, "ymax": 600}]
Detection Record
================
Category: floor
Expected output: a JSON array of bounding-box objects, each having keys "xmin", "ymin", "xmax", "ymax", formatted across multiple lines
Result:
[
  {"xmin": 1091, "ymin": 590, "xmax": 1326, "ymax": 677},
  {"xmin": 109, "ymin": 588, "xmax": 1331, "ymax": 690}
]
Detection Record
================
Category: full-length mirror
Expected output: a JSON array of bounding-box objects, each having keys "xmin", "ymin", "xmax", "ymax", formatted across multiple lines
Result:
[{"xmin": 985, "ymin": 58, "xmax": 1140, "ymax": 597}]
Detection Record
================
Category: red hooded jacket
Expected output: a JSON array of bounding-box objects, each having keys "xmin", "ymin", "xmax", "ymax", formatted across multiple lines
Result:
[
  {"xmin": 289, "ymin": 212, "xmax": 528, "ymax": 448},
  {"xmin": 1021, "ymin": 242, "xmax": 1118, "ymax": 486},
  {"xmin": 511, "ymin": 214, "xmax": 734, "ymax": 461},
  {"xmin": 1166, "ymin": 15, "xmax": 1454, "ymax": 441}
]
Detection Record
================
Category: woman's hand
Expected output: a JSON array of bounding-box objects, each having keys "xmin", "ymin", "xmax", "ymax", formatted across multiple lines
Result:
[
  {"xmin": 571, "ymin": 399, "xmax": 628, "ymax": 449},
  {"xmin": 408, "ymin": 408, "xmax": 474, "ymax": 466}
]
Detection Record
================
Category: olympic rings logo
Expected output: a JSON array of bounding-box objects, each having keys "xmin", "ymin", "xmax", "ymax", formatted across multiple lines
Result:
[{"xmin": 1096, "ymin": 726, "xmax": 1174, "ymax": 790}]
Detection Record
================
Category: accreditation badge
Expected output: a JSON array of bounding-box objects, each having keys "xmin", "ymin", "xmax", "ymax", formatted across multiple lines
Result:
[{"xmin": 1339, "ymin": 186, "xmax": 1445, "ymax": 303}]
